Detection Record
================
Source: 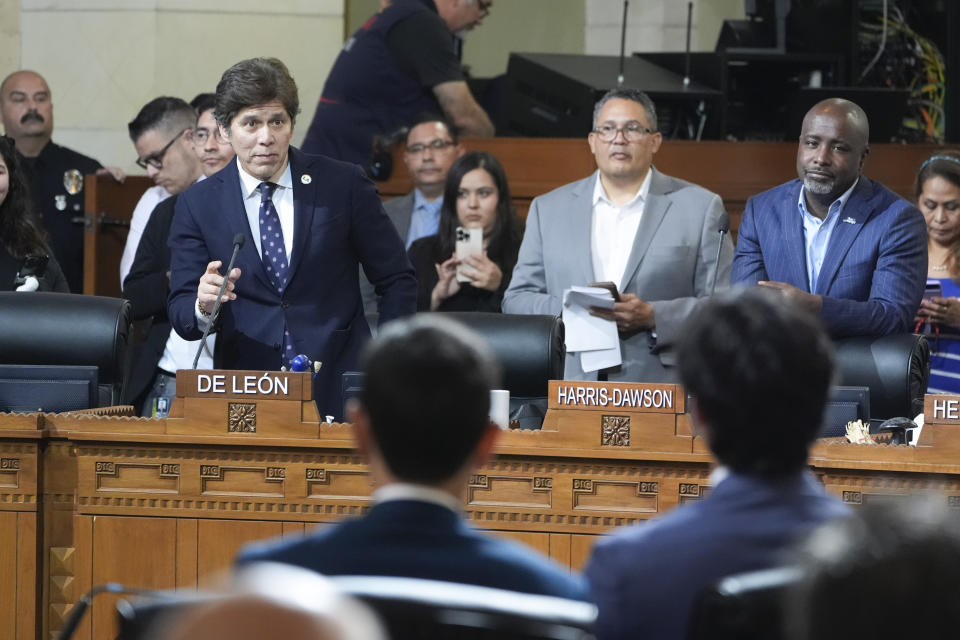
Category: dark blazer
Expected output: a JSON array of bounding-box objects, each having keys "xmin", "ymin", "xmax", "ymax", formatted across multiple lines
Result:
[
  {"xmin": 122, "ymin": 194, "xmax": 178, "ymax": 407},
  {"xmin": 237, "ymin": 499, "xmax": 590, "ymax": 601},
  {"xmin": 732, "ymin": 177, "xmax": 927, "ymax": 337},
  {"xmin": 168, "ymin": 149, "xmax": 417, "ymax": 419},
  {"xmin": 584, "ymin": 472, "xmax": 849, "ymax": 640}
]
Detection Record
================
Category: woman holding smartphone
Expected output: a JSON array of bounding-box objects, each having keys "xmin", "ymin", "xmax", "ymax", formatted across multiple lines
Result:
[
  {"xmin": 0, "ymin": 136, "xmax": 68, "ymax": 292},
  {"xmin": 915, "ymin": 151, "xmax": 960, "ymax": 393},
  {"xmin": 408, "ymin": 151, "xmax": 521, "ymax": 311}
]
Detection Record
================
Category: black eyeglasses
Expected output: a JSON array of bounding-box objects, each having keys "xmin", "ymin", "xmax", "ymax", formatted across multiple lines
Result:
[
  {"xmin": 405, "ymin": 139, "xmax": 456, "ymax": 155},
  {"xmin": 135, "ymin": 129, "xmax": 188, "ymax": 170},
  {"xmin": 593, "ymin": 122, "xmax": 656, "ymax": 143}
]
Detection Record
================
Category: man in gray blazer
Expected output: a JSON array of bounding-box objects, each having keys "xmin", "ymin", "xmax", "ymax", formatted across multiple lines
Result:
[
  {"xmin": 363, "ymin": 114, "xmax": 464, "ymax": 316},
  {"xmin": 503, "ymin": 88, "xmax": 733, "ymax": 382}
]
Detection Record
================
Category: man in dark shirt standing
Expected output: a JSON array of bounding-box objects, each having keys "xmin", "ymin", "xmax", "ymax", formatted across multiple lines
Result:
[
  {"xmin": 301, "ymin": 0, "xmax": 494, "ymax": 168},
  {"xmin": 0, "ymin": 70, "xmax": 123, "ymax": 293}
]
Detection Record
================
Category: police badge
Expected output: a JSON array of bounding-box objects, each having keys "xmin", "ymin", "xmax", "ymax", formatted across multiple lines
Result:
[
  {"xmin": 63, "ymin": 169, "xmax": 83, "ymax": 195},
  {"xmin": 54, "ymin": 195, "xmax": 67, "ymax": 211}
]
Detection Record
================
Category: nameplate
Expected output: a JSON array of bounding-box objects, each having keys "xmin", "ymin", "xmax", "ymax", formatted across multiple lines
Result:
[
  {"xmin": 548, "ymin": 381, "xmax": 684, "ymax": 414},
  {"xmin": 924, "ymin": 394, "xmax": 960, "ymax": 425},
  {"xmin": 175, "ymin": 370, "xmax": 313, "ymax": 401}
]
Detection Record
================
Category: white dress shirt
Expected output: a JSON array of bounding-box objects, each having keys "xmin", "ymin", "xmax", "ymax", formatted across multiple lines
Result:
[
  {"xmin": 590, "ymin": 169, "xmax": 652, "ymax": 289},
  {"xmin": 373, "ymin": 482, "xmax": 462, "ymax": 513},
  {"xmin": 196, "ymin": 160, "xmax": 295, "ymax": 326},
  {"xmin": 120, "ymin": 184, "xmax": 170, "ymax": 285},
  {"xmin": 236, "ymin": 158, "xmax": 295, "ymax": 261}
]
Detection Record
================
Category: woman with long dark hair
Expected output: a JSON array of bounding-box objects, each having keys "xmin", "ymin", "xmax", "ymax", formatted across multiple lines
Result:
[
  {"xmin": 914, "ymin": 151, "xmax": 960, "ymax": 393},
  {"xmin": 408, "ymin": 151, "xmax": 521, "ymax": 311},
  {"xmin": 0, "ymin": 135, "xmax": 68, "ymax": 292}
]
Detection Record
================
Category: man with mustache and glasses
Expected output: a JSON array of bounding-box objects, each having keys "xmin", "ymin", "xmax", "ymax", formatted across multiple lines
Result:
[
  {"xmin": 0, "ymin": 70, "xmax": 124, "ymax": 293},
  {"xmin": 732, "ymin": 98, "xmax": 927, "ymax": 337}
]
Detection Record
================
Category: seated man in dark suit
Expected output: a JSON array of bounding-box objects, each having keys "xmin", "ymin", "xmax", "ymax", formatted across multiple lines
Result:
[
  {"xmin": 237, "ymin": 315, "xmax": 589, "ymax": 602},
  {"xmin": 585, "ymin": 288, "xmax": 849, "ymax": 640},
  {"xmin": 732, "ymin": 98, "xmax": 927, "ymax": 337}
]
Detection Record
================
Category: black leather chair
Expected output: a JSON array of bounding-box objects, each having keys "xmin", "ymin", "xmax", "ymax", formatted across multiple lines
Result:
[
  {"xmin": 687, "ymin": 566, "xmax": 801, "ymax": 640},
  {"xmin": 442, "ymin": 312, "xmax": 564, "ymax": 399},
  {"xmin": 114, "ymin": 577, "xmax": 597, "ymax": 640},
  {"xmin": 0, "ymin": 292, "xmax": 132, "ymax": 407},
  {"xmin": 833, "ymin": 333, "xmax": 930, "ymax": 421}
]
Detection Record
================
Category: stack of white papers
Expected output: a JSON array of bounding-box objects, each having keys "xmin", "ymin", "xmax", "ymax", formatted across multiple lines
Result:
[{"xmin": 562, "ymin": 286, "xmax": 622, "ymax": 373}]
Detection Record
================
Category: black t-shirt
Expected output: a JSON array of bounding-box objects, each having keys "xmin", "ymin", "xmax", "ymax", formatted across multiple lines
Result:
[
  {"xmin": 19, "ymin": 142, "xmax": 102, "ymax": 293},
  {"xmin": 386, "ymin": 8, "xmax": 464, "ymax": 88}
]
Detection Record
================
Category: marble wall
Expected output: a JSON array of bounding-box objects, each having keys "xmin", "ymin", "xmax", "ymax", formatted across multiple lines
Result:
[{"xmin": 4, "ymin": 0, "xmax": 344, "ymax": 170}]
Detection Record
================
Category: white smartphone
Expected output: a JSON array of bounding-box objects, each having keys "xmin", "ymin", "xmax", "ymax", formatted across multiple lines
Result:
[{"xmin": 455, "ymin": 226, "xmax": 482, "ymax": 283}]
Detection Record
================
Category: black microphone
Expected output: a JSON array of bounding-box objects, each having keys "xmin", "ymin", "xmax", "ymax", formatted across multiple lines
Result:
[
  {"xmin": 193, "ymin": 233, "xmax": 245, "ymax": 369},
  {"xmin": 617, "ymin": 1, "xmax": 629, "ymax": 86},
  {"xmin": 710, "ymin": 223, "xmax": 729, "ymax": 295},
  {"xmin": 57, "ymin": 583, "xmax": 171, "ymax": 640}
]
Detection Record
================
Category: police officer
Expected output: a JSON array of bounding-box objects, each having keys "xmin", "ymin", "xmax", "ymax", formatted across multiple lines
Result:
[{"xmin": 0, "ymin": 70, "xmax": 124, "ymax": 293}]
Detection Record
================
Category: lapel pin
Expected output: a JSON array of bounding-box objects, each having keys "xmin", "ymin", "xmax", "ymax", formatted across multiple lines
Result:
[
  {"xmin": 842, "ymin": 216, "xmax": 857, "ymax": 225},
  {"xmin": 300, "ymin": 174, "xmax": 312, "ymax": 185}
]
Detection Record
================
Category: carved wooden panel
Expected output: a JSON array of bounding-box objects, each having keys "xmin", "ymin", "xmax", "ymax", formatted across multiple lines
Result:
[
  {"xmin": 601, "ymin": 416, "xmax": 630, "ymax": 446},
  {"xmin": 468, "ymin": 475, "xmax": 552, "ymax": 508},
  {"xmin": 201, "ymin": 466, "xmax": 285, "ymax": 498},
  {"xmin": 305, "ymin": 468, "xmax": 372, "ymax": 501},
  {"xmin": 572, "ymin": 479, "xmax": 658, "ymax": 513},
  {"xmin": 227, "ymin": 402, "xmax": 257, "ymax": 432},
  {"xmin": 96, "ymin": 462, "xmax": 178, "ymax": 493}
]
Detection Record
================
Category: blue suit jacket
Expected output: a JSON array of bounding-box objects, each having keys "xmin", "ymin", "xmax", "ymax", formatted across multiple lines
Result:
[
  {"xmin": 584, "ymin": 472, "xmax": 849, "ymax": 640},
  {"xmin": 168, "ymin": 148, "xmax": 416, "ymax": 419},
  {"xmin": 236, "ymin": 499, "xmax": 590, "ymax": 601},
  {"xmin": 731, "ymin": 177, "xmax": 927, "ymax": 337}
]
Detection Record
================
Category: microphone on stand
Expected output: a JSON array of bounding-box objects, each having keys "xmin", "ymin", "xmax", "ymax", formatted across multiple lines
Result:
[
  {"xmin": 683, "ymin": 2, "xmax": 693, "ymax": 88},
  {"xmin": 710, "ymin": 223, "xmax": 730, "ymax": 295},
  {"xmin": 193, "ymin": 233, "xmax": 245, "ymax": 369},
  {"xmin": 617, "ymin": 1, "xmax": 629, "ymax": 86}
]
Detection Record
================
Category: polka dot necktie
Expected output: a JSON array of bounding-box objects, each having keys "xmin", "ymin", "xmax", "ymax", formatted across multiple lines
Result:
[{"xmin": 258, "ymin": 182, "xmax": 294, "ymax": 366}]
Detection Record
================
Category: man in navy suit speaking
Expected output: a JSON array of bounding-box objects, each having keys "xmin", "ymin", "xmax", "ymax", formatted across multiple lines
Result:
[
  {"xmin": 236, "ymin": 315, "xmax": 589, "ymax": 601},
  {"xmin": 732, "ymin": 98, "xmax": 926, "ymax": 337},
  {"xmin": 168, "ymin": 58, "xmax": 416, "ymax": 420}
]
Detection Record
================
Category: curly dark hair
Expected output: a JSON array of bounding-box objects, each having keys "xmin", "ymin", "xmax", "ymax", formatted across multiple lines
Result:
[{"xmin": 0, "ymin": 136, "xmax": 48, "ymax": 259}]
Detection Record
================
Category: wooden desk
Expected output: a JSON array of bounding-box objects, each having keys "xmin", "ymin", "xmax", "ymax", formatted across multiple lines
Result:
[{"xmin": 4, "ymin": 383, "xmax": 960, "ymax": 639}]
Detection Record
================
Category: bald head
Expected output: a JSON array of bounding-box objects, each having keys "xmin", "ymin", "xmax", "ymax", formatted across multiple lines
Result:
[
  {"xmin": 803, "ymin": 98, "xmax": 870, "ymax": 147},
  {"xmin": 0, "ymin": 70, "xmax": 54, "ymax": 156},
  {"xmin": 796, "ymin": 98, "xmax": 871, "ymax": 217}
]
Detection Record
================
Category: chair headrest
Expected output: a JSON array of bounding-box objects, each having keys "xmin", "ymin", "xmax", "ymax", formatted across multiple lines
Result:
[
  {"xmin": 440, "ymin": 313, "xmax": 564, "ymax": 398},
  {"xmin": 0, "ymin": 292, "xmax": 131, "ymax": 385}
]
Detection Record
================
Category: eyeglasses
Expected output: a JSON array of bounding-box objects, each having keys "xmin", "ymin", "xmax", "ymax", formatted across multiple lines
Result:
[
  {"xmin": 405, "ymin": 139, "xmax": 456, "ymax": 155},
  {"xmin": 593, "ymin": 122, "xmax": 656, "ymax": 143},
  {"xmin": 135, "ymin": 129, "xmax": 188, "ymax": 170},
  {"xmin": 191, "ymin": 127, "xmax": 225, "ymax": 144}
]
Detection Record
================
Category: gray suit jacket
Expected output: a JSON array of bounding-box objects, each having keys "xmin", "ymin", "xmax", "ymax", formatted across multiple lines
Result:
[
  {"xmin": 361, "ymin": 191, "xmax": 417, "ymax": 316},
  {"xmin": 502, "ymin": 168, "xmax": 733, "ymax": 382}
]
